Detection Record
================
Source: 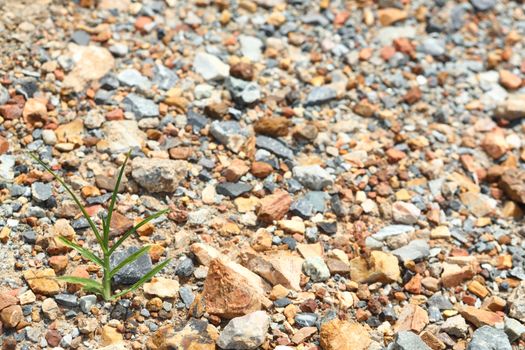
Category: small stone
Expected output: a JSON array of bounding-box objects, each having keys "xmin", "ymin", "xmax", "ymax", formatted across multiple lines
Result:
[
  {"xmin": 31, "ymin": 182, "xmax": 53, "ymax": 202},
  {"xmin": 223, "ymin": 159, "xmax": 250, "ymax": 182},
  {"xmin": 499, "ymin": 70, "xmax": 522, "ymax": 90},
  {"xmin": 216, "ymin": 182, "xmax": 253, "ymax": 198},
  {"xmin": 55, "ymin": 293, "xmax": 78, "ymax": 307},
  {"xmin": 193, "ymin": 52, "xmax": 230, "ymax": 81},
  {"xmin": 78, "ymin": 317, "xmax": 98, "ymax": 334},
  {"xmin": 110, "ymin": 247, "xmax": 154, "ymax": 285},
  {"xmin": 302, "ymin": 257, "xmax": 330, "ymax": 282},
  {"xmin": 230, "ymin": 62, "xmax": 254, "ymax": 81},
  {"xmin": 251, "ymin": 162, "xmax": 273, "ymax": 178},
  {"xmin": 304, "ymin": 86, "xmax": 337, "ymax": 106},
  {"xmin": 441, "ymin": 315, "xmax": 469, "ymax": 337},
  {"xmin": 144, "ymin": 277, "xmax": 180, "ymax": 299},
  {"xmin": 350, "ymin": 251, "xmax": 401, "ymax": 283},
  {"xmin": 468, "ymin": 280, "xmax": 489, "ymax": 298},
  {"xmin": 23, "ymin": 98, "xmax": 48, "ymax": 125},
  {"xmin": 499, "ymin": 168, "xmax": 525, "ymax": 204},
  {"xmin": 495, "ymin": 94, "xmax": 525, "ymax": 121},
  {"xmin": 460, "ymin": 305, "xmax": 503, "ymax": 327},
  {"xmin": 392, "ymin": 240, "xmax": 430, "ymax": 263},
  {"xmin": 239, "ymin": 35, "xmax": 263, "ymax": 62},
  {"xmin": 394, "ymin": 331, "xmax": 432, "ymax": 350},
  {"xmin": 378, "ymin": 8, "xmax": 407, "ymax": 26},
  {"xmin": 320, "ymin": 319, "xmax": 371, "ymax": 350},
  {"xmin": 217, "ymin": 311, "xmax": 270, "ymax": 349},
  {"xmin": 392, "ymin": 201, "xmax": 421, "ymax": 224},
  {"xmin": 441, "ymin": 263, "xmax": 475, "ymax": 288},
  {"xmin": 508, "ymin": 281, "xmax": 525, "ymax": 322},
  {"xmin": 254, "ymin": 116, "xmax": 291, "ymax": 137},
  {"xmin": 466, "ymin": 326, "xmax": 511, "ymax": 350},
  {"xmin": 23, "ymin": 269, "xmax": 60, "ymax": 296},
  {"xmin": 256, "ymin": 136, "xmax": 294, "ymax": 159},
  {"xmin": 18, "ymin": 290, "xmax": 36, "ymax": 305},
  {"xmin": 257, "ymin": 190, "xmax": 292, "ymax": 224},
  {"xmin": 63, "ymin": 45, "xmax": 115, "ymax": 92},
  {"xmin": 0, "ymin": 305, "xmax": 22, "ymax": 328},
  {"xmin": 470, "ymin": 0, "xmax": 496, "ymax": 11},
  {"xmin": 147, "ymin": 319, "xmax": 215, "ymax": 350},
  {"xmin": 131, "ymin": 157, "xmax": 190, "ymax": 193},
  {"xmin": 117, "ymin": 69, "xmax": 151, "ymax": 90},
  {"xmin": 80, "ymin": 295, "xmax": 97, "ymax": 313},
  {"xmin": 293, "ymin": 165, "xmax": 334, "ymax": 190},
  {"xmin": 394, "ymin": 304, "xmax": 429, "ymax": 333},
  {"xmin": 123, "ymin": 93, "xmax": 159, "ymax": 119},
  {"xmin": 102, "ymin": 325, "xmax": 123, "ymax": 346},
  {"xmin": 41, "ymin": 298, "xmax": 60, "ymax": 320}
]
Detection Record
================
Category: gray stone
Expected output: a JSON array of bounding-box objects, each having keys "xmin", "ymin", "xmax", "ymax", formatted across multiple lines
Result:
[
  {"xmin": 372, "ymin": 225, "xmax": 415, "ymax": 241},
  {"xmin": 441, "ymin": 315, "xmax": 468, "ymax": 337},
  {"xmin": 217, "ymin": 311, "xmax": 270, "ymax": 349},
  {"xmin": 256, "ymin": 136, "xmax": 294, "ymax": 159},
  {"xmin": 60, "ymin": 334, "xmax": 73, "ymax": 348},
  {"xmin": 216, "ymin": 182, "xmax": 253, "ymax": 198},
  {"xmin": 102, "ymin": 120, "xmax": 146, "ymax": 154},
  {"xmin": 210, "ymin": 120, "xmax": 249, "ymax": 153},
  {"xmin": 55, "ymin": 293, "xmax": 78, "ymax": 307},
  {"xmin": 193, "ymin": 52, "xmax": 229, "ymax": 81},
  {"xmin": 71, "ymin": 30, "xmax": 90, "ymax": 45},
  {"xmin": 504, "ymin": 317, "xmax": 525, "ymax": 342},
  {"xmin": 509, "ymin": 281, "xmax": 525, "ymax": 322},
  {"xmin": 26, "ymin": 327, "xmax": 41, "ymax": 342},
  {"xmin": 110, "ymin": 246, "xmax": 153, "ymax": 285},
  {"xmin": 466, "ymin": 326, "xmax": 512, "ymax": 350},
  {"xmin": 131, "ymin": 157, "xmax": 190, "ymax": 193},
  {"xmin": 31, "ymin": 182, "xmax": 52, "ymax": 202},
  {"xmin": 392, "ymin": 239, "xmax": 430, "ymax": 262},
  {"xmin": 152, "ymin": 64, "xmax": 178, "ymax": 90},
  {"xmin": 175, "ymin": 257, "xmax": 194, "ymax": 277},
  {"xmin": 79, "ymin": 295, "xmax": 97, "ymax": 314},
  {"xmin": 179, "ymin": 286, "xmax": 195, "ymax": 308},
  {"xmin": 470, "ymin": 0, "xmax": 496, "ymax": 11},
  {"xmin": 290, "ymin": 198, "xmax": 314, "ymax": 218},
  {"xmin": 109, "ymin": 44, "xmax": 129, "ymax": 57},
  {"xmin": 292, "ymin": 165, "xmax": 334, "ymax": 190},
  {"xmin": 304, "ymin": 87, "xmax": 337, "ymax": 106},
  {"xmin": 420, "ymin": 37, "xmax": 446, "ymax": 56},
  {"xmin": 302, "ymin": 257, "xmax": 330, "ymax": 282},
  {"xmin": 123, "ymin": 93, "xmax": 159, "ymax": 119},
  {"xmin": 427, "ymin": 293, "xmax": 453, "ymax": 310},
  {"xmin": 226, "ymin": 77, "xmax": 260, "ymax": 104},
  {"xmin": 294, "ymin": 313, "xmax": 317, "ymax": 328},
  {"xmin": 0, "ymin": 155, "xmax": 15, "ymax": 182},
  {"xmin": 394, "ymin": 331, "xmax": 431, "ymax": 350},
  {"xmin": 0, "ymin": 85, "xmax": 9, "ymax": 105},
  {"xmin": 117, "ymin": 69, "xmax": 151, "ymax": 90},
  {"xmin": 239, "ymin": 35, "xmax": 263, "ymax": 62}
]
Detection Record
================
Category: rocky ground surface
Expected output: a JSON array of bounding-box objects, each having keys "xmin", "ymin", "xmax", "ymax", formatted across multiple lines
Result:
[{"xmin": 0, "ymin": 0, "xmax": 525, "ymax": 349}]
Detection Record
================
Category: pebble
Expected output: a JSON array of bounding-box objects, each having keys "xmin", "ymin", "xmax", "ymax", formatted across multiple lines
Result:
[
  {"xmin": 217, "ymin": 311, "xmax": 270, "ymax": 349},
  {"xmin": 110, "ymin": 247, "xmax": 153, "ymax": 285},
  {"xmin": 193, "ymin": 52, "xmax": 230, "ymax": 81},
  {"xmin": 123, "ymin": 93, "xmax": 159, "ymax": 119},
  {"xmin": 302, "ymin": 257, "xmax": 330, "ymax": 282}
]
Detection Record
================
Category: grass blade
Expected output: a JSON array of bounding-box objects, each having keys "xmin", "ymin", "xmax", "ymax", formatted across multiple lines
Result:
[
  {"xmin": 110, "ymin": 258, "xmax": 171, "ymax": 300},
  {"xmin": 58, "ymin": 236, "xmax": 103, "ymax": 266},
  {"xmin": 103, "ymin": 151, "xmax": 131, "ymax": 247},
  {"xmin": 108, "ymin": 209, "xmax": 169, "ymax": 255},
  {"xmin": 29, "ymin": 153, "xmax": 105, "ymax": 250},
  {"xmin": 109, "ymin": 246, "xmax": 151, "ymax": 278},
  {"xmin": 56, "ymin": 276, "xmax": 103, "ymax": 292}
]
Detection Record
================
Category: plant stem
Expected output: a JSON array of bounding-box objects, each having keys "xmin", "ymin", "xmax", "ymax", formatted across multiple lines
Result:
[{"xmin": 102, "ymin": 254, "xmax": 111, "ymax": 301}]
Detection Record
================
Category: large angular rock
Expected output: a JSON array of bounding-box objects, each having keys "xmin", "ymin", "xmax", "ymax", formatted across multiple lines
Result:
[
  {"xmin": 508, "ymin": 281, "xmax": 525, "ymax": 322},
  {"xmin": 466, "ymin": 326, "xmax": 512, "ymax": 350},
  {"xmin": 320, "ymin": 319, "xmax": 371, "ymax": 350},
  {"xmin": 110, "ymin": 247, "xmax": 153, "ymax": 285},
  {"xmin": 499, "ymin": 168, "xmax": 525, "ymax": 204},
  {"xmin": 131, "ymin": 157, "xmax": 190, "ymax": 193},
  {"xmin": 202, "ymin": 259, "xmax": 270, "ymax": 318},
  {"xmin": 217, "ymin": 311, "xmax": 270, "ymax": 349},
  {"xmin": 23, "ymin": 269, "xmax": 61, "ymax": 296},
  {"xmin": 350, "ymin": 251, "xmax": 401, "ymax": 284},
  {"xmin": 257, "ymin": 190, "xmax": 292, "ymax": 224}
]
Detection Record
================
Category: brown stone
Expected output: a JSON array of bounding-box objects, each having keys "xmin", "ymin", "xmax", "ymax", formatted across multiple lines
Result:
[
  {"xmin": 254, "ymin": 116, "xmax": 291, "ymax": 137},
  {"xmin": 495, "ymin": 94, "xmax": 525, "ymax": 121},
  {"xmin": 0, "ymin": 305, "xmax": 22, "ymax": 328},
  {"xmin": 169, "ymin": 147, "xmax": 193, "ymax": 160},
  {"xmin": 460, "ymin": 305, "xmax": 503, "ymax": 327},
  {"xmin": 499, "ymin": 168, "xmax": 525, "ymax": 203},
  {"xmin": 0, "ymin": 137, "xmax": 9, "ymax": 154},
  {"xmin": 201, "ymin": 258, "xmax": 269, "ymax": 318},
  {"xmin": 230, "ymin": 62, "xmax": 255, "ymax": 81},
  {"xmin": 386, "ymin": 148, "xmax": 406, "ymax": 163},
  {"xmin": 292, "ymin": 326, "xmax": 317, "ymax": 344},
  {"xmin": 55, "ymin": 119, "xmax": 84, "ymax": 145},
  {"xmin": 441, "ymin": 263, "xmax": 475, "ymax": 288},
  {"xmin": 394, "ymin": 304, "xmax": 429, "ymax": 333},
  {"xmin": 350, "ymin": 251, "xmax": 401, "ymax": 284},
  {"xmin": 110, "ymin": 212, "xmax": 134, "ymax": 236},
  {"xmin": 404, "ymin": 274, "xmax": 422, "ymax": 294},
  {"xmin": 257, "ymin": 190, "xmax": 292, "ymax": 224},
  {"xmin": 482, "ymin": 296, "xmax": 506, "ymax": 312},
  {"xmin": 0, "ymin": 294, "xmax": 18, "ymax": 311},
  {"xmin": 204, "ymin": 102, "xmax": 229, "ymax": 119},
  {"xmin": 223, "ymin": 159, "xmax": 250, "ymax": 182},
  {"xmin": 378, "ymin": 8, "xmax": 407, "ymax": 26},
  {"xmin": 102, "ymin": 325, "xmax": 123, "ymax": 346},
  {"xmin": 481, "ymin": 130, "xmax": 508, "ymax": 159},
  {"xmin": 49, "ymin": 255, "xmax": 68, "ymax": 273},
  {"xmin": 293, "ymin": 123, "xmax": 318, "ymax": 141},
  {"xmin": 46, "ymin": 329, "xmax": 62, "ymax": 347},
  {"xmin": 23, "ymin": 269, "xmax": 61, "ymax": 296},
  {"xmin": 500, "ymin": 70, "xmax": 522, "ymax": 90},
  {"xmin": 467, "ymin": 281, "xmax": 489, "ymax": 298},
  {"xmin": 403, "ymin": 87, "xmax": 422, "ymax": 104},
  {"xmin": 320, "ymin": 319, "xmax": 371, "ymax": 350},
  {"xmin": 240, "ymin": 251, "xmax": 304, "ymax": 291},
  {"xmin": 420, "ymin": 331, "xmax": 446, "ymax": 350},
  {"xmin": 0, "ymin": 104, "xmax": 22, "ymax": 120},
  {"xmin": 353, "ymin": 100, "xmax": 377, "ymax": 118},
  {"xmin": 147, "ymin": 319, "xmax": 215, "ymax": 350},
  {"xmin": 251, "ymin": 161, "xmax": 273, "ymax": 178},
  {"xmin": 23, "ymin": 98, "xmax": 48, "ymax": 125}
]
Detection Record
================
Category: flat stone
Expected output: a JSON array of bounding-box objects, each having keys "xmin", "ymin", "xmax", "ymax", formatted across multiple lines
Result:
[
  {"xmin": 63, "ymin": 44, "xmax": 115, "ymax": 92},
  {"xmin": 193, "ymin": 52, "xmax": 229, "ymax": 81},
  {"xmin": 117, "ymin": 69, "xmax": 151, "ymax": 90},
  {"xmin": 441, "ymin": 315, "xmax": 469, "ymax": 337},
  {"xmin": 131, "ymin": 157, "xmax": 190, "ymax": 193},
  {"xmin": 500, "ymin": 168, "xmax": 525, "ymax": 204},
  {"xmin": 110, "ymin": 246, "xmax": 153, "ymax": 285},
  {"xmin": 239, "ymin": 35, "xmax": 263, "ymax": 62},
  {"xmin": 211, "ymin": 121, "xmax": 250, "ymax": 153},
  {"xmin": 144, "ymin": 277, "xmax": 180, "ymax": 299},
  {"xmin": 23, "ymin": 269, "xmax": 60, "ymax": 296},
  {"xmin": 392, "ymin": 239, "xmax": 430, "ymax": 262},
  {"xmin": 55, "ymin": 293, "xmax": 78, "ymax": 307},
  {"xmin": 217, "ymin": 311, "xmax": 270, "ymax": 349},
  {"xmin": 123, "ymin": 93, "xmax": 159, "ymax": 119},
  {"xmin": 302, "ymin": 257, "xmax": 330, "ymax": 282},
  {"xmin": 392, "ymin": 201, "xmax": 421, "ymax": 224},
  {"xmin": 320, "ymin": 319, "xmax": 371, "ymax": 350},
  {"xmin": 504, "ymin": 317, "xmax": 525, "ymax": 342},
  {"xmin": 394, "ymin": 331, "xmax": 432, "ymax": 350},
  {"xmin": 147, "ymin": 319, "xmax": 215, "ymax": 350},
  {"xmin": 372, "ymin": 225, "xmax": 415, "ymax": 241},
  {"xmin": 350, "ymin": 251, "xmax": 400, "ymax": 284},
  {"xmin": 257, "ymin": 190, "xmax": 292, "ymax": 224},
  {"xmin": 304, "ymin": 87, "xmax": 337, "ymax": 106},
  {"xmin": 256, "ymin": 136, "xmax": 294, "ymax": 159},
  {"xmin": 31, "ymin": 182, "xmax": 52, "ymax": 202},
  {"xmin": 293, "ymin": 165, "xmax": 334, "ymax": 190},
  {"xmin": 508, "ymin": 281, "xmax": 525, "ymax": 322},
  {"xmin": 394, "ymin": 304, "xmax": 429, "ymax": 333},
  {"xmin": 216, "ymin": 182, "xmax": 253, "ymax": 198},
  {"xmin": 470, "ymin": 0, "xmax": 496, "ymax": 11}
]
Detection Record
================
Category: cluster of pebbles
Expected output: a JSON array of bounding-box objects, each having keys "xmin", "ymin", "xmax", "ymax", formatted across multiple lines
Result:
[{"xmin": 0, "ymin": 0, "xmax": 525, "ymax": 349}]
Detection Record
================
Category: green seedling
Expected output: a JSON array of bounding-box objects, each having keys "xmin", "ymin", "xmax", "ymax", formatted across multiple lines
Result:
[{"xmin": 30, "ymin": 151, "xmax": 171, "ymax": 301}]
